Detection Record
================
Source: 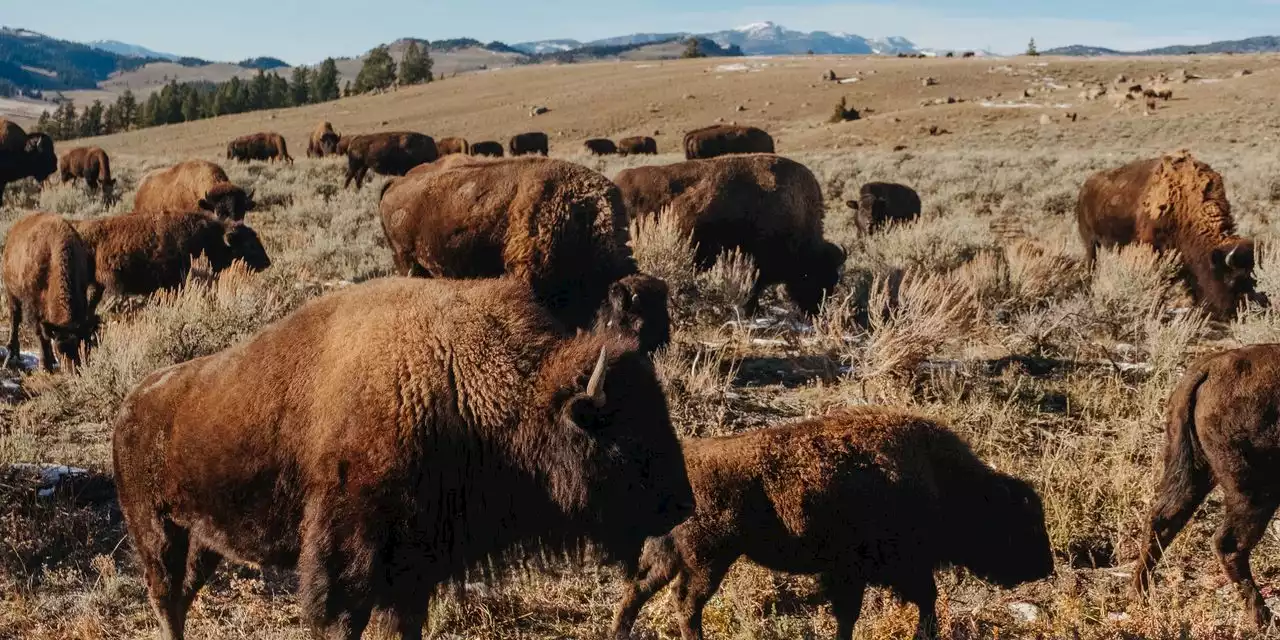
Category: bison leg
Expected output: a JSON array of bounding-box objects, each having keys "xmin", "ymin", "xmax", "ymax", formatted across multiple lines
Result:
[
  {"xmin": 134, "ymin": 519, "xmax": 211, "ymax": 640},
  {"xmin": 893, "ymin": 573, "xmax": 939, "ymax": 640},
  {"xmin": 1215, "ymin": 492, "xmax": 1280, "ymax": 628},
  {"xmin": 742, "ymin": 278, "xmax": 770, "ymax": 317},
  {"xmin": 821, "ymin": 572, "xmax": 867, "ymax": 640},
  {"xmin": 298, "ymin": 508, "xmax": 377, "ymax": 640},
  {"xmin": 611, "ymin": 535, "xmax": 682, "ymax": 639},
  {"xmin": 671, "ymin": 553, "xmax": 733, "ymax": 640},
  {"xmin": 34, "ymin": 320, "xmax": 57, "ymax": 373},
  {"xmin": 4, "ymin": 297, "xmax": 21, "ymax": 369},
  {"xmin": 1132, "ymin": 457, "xmax": 1214, "ymax": 598}
]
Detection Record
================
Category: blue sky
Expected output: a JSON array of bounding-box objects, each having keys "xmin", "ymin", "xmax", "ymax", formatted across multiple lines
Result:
[{"xmin": 7, "ymin": 1, "xmax": 1279, "ymax": 64}]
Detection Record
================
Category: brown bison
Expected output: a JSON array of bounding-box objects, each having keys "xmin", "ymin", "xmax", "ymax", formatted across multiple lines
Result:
[
  {"xmin": 847, "ymin": 182, "xmax": 922, "ymax": 235},
  {"xmin": 509, "ymin": 131, "xmax": 549, "ymax": 156},
  {"xmin": 134, "ymin": 160, "xmax": 256, "ymax": 222},
  {"xmin": 306, "ymin": 121, "xmax": 340, "ymax": 157},
  {"xmin": 227, "ymin": 132, "xmax": 293, "ymax": 164},
  {"xmin": 436, "ymin": 136, "xmax": 470, "ymax": 156},
  {"xmin": 683, "ymin": 124, "xmax": 774, "ymax": 160},
  {"xmin": 0, "ymin": 118, "xmax": 57, "ymax": 207},
  {"xmin": 378, "ymin": 157, "xmax": 643, "ymax": 332},
  {"xmin": 343, "ymin": 131, "xmax": 438, "ymax": 190},
  {"xmin": 584, "ymin": 138, "xmax": 618, "ymax": 155},
  {"xmin": 615, "ymin": 154, "xmax": 846, "ymax": 315},
  {"xmin": 112, "ymin": 276, "xmax": 694, "ymax": 640},
  {"xmin": 74, "ymin": 211, "xmax": 271, "ymax": 313},
  {"xmin": 470, "ymin": 140, "xmax": 504, "ymax": 158},
  {"xmin": 595, "ymin": 273, "xmax": 671, "ymax": 356},
  {"xmin": 2, "ymin": 213, "xmax": 96, "ymax": 372},
  {"xmin": 1077, "ymin": 151, "xmax": 1264, "ymax": 319},
  {"xmin": 618, "ymin": 136, "xmax": 658, "ymax": 156},
  {"xmin": 1133, "ymin": 344, "xmax": 1280, "ymax": 629},
  {"xmin": 613, "ymin": 408, "xmax": 1054, "ymax": 640},
  {"xmin": 335, "ymin": 135, "xmax": 351, "ymax": 156},
  {"xmin": 58, "ymin": 147, "xmax": 115, "ymax": 199}
]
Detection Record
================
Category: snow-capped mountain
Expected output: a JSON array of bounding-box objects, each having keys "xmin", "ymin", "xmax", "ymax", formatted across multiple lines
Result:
[
  {"xmin": 703, "ymin": 22, "xmax": 918, "ymax": 55},
  {"xmin": 87, "ymin": 39, "xmax": 180, "ymax": 61},
  {"xmin": 511, "ymin": 39, "xmax": 584, "ymax": 55}
]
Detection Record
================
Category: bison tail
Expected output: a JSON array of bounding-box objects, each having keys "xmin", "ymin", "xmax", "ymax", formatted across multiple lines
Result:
[
  {"xmin": 379, "ymin": 178, "xmax": 396, "ymax": 204},
  {"xmin": 1155, "ymin": 364, "xmax": 1211, "ymax": 514}
]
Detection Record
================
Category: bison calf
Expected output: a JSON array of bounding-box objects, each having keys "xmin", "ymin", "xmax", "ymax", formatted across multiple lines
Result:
[
  {"xmin": 470, "ymin": 140, "xmax": 504, "ymax": 158},
  {"xmin": 848, "ymin": 182, "xmax": 922, "ymax": 235},
  {"xmin": 584, "ymin": 138, "xmax": 618, "ymax": 155},
  {"xmin": 59, "ymin": 147, "xmax": 115, "ymax": 200},
  {"xmin": 618, "ymin": 136, "xmax": 658, "ymax": 156},
  {"xmin": 683, "ymin": 124, "xmax": 774, "ymax": 160},
  {"xmin": 437, "ymin": 136, "xmax": 470, "ymax": 156},
  {"xmin": 227, "ymin": 132, "xmax": 293, "ymax": 164},
  {"xmin": 343, "ymin": 131, "xmax": 438, "ymax": 189},
  {"xmin": 613, "ymin": 408, "xmax": 1054, "ymax": 640},
  {"xmin": 134, "ymin": 160, "xmax": 256, "ymax": 222},
  {"xmin": 2, "ymin": 213, "xmax": 97, "ymax": 371},
  {"xmin": 509, "ymin": 131, "xmax": 549, "ymax": 156}
]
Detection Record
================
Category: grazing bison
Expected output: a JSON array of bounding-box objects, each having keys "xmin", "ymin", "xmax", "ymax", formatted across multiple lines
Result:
[
  {"xmin": 2, "ymin": 213, "xmax": 96, "ymax": 372},
  {"xmin": 1077, "ymin": 151, "xmax": 1264, "ymax": 319},
  {"xmin": 595, "ymin": 273, "xmax": 671, "ymax": 355},
  {"xmin": 113, "ymin": 276, "xmax": 694, "ymax": 640},
  {"xmin": 58, "ymin": 147, "xmax": 115, "ymax": 200},
  {"xmin": 615, "ymin": 154, "xmax": 846, "ymax": 315},
  {"xmin": 307, "ymin": 121, "xmax": 340, "ymax": 157},
  {"xmin": 343, "ymin": 132, "xmax": 438, "ymax": 190},
  {"xmin": 0, "ymin": 118, "xmax": 57, "ymax": 207},
  {"xmin": 618, "ymin": 136, "xmax": 658, "ymax": 156},
  {"xmin": 509, "ymin": 131, "xmax": 549, "ymax": 156},
  {"xmin": 1133, "ymin": 344, "xmax": 1280, "ymax": 629},
  {"xmin": 134, "ymin": 160, "xmax": 256, "ymax": 222},
  {"xmin": 74, "ymin": 211, "xmax": 271, "ymax": 313},
  {"xmin": 613, "ymin": 408, "xmax": 1054, "ymax": 640},
  {"xmin": 683, "ymin": 124, "xmax": 774, "ymax": 160},
  {"xmin": 227, "ymin": 132, "xmax": 293, "ymax": 164},
  {"xmin": 584, "ymin": 138, "xmax": 618, "ymax": 155},
  {"xmin": 379, "ymin": 157, "xmax": 640, "ymax": 331},
  {"xmin": 847, "ymin": 182, "xmax": 922, "ymax": 235},
  {"xmin": 437, "ymin": 136, "xmax": 470, "ymax": 156},
  {"xmin": 470, "ymin": 140, "xmax": 504, "ymax": 158}
]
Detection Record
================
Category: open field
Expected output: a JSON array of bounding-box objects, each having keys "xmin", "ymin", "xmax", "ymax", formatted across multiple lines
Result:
[{"xmin": 6, "ymin": 54, "xmax": 1280, "ymax": 639}]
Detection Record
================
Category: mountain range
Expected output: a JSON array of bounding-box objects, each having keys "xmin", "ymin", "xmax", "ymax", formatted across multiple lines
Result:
[
  {"xmin": 1044, "ymin": 36, "xmax": 1280, "ymax": 56},
  {"xmin": 87, "ymin": 40, "xmax": 180, "ymax": 61},
  {"xmin": 513, "ymin": 22, "xmax": 920, "ymax": 56}
]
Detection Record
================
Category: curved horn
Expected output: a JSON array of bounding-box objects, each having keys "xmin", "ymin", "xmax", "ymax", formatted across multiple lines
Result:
[
  {"xmin": 1225, "ymin": 245, "xmax": 1238, "ymax": 268},
  {"xmin": 585, "ymin": 347, "xmax": 608, "ymax": 401}
]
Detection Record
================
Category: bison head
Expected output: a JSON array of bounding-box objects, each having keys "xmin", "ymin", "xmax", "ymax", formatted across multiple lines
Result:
[
  {"xmin": 596, "ymin": 274, "xmax": 671, "ymax": 355},
  {"xmin": 1193, "ymin": 238, "xmax": 1263, "ymax": 319},
  {"xmin": 51, "ymin": 314, "xmax": 101, "ymax": 372},
  {"xmin": 24, "ymin": 133, "xmax": 56, "ymax": 184},
  {"xmin": 222, "ymin": 223, "xmax": 271, "ymax": 272},
  {"xmin": 321, "ymin": 133, "xmax": 340, "ymax": 155},
  {"xmin": 953, "ymin": 473, "xmax": 1054, "ymax": 588},
  {"xmin": 785, "ymin": 241, "xmax": 847, "ymax": 316},
  {"xmin": 199, "ymin": 185, "xmax": 256, "ymax": 222}
]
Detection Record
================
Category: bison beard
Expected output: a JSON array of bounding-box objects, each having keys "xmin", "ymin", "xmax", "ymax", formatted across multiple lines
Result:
[{"xmin": 112, "ymin": 277, "xmax": 693, "ymax": 640}]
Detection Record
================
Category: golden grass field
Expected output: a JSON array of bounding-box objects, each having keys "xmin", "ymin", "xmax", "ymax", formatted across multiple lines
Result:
[{"xmin": 7, "ymin": 53, "xmax": 1280, "ymax": 639}]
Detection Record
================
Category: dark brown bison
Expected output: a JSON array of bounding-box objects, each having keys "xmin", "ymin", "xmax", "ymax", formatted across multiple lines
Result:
[
  {"xmin": 509, "ymin": 131, "xmax": 549, "ymax": 156},
  {"xmin": 74, "ymin": 211, "xmax": 271, "ymax": 313},
  {"xmin": 306, "ymin": 121, "xmax": 340, "ymax": 157},
  {"xmin": 584, "ymin": 138, "xmax": 618, "ymax": 155},
  {"xmin": 847, "ymin": 182, "xmax": 922, "ymax": 235},
  {"xmin": 683, "ymin": 124, "xmax": 774, "ymax": 160},
  {"xmin": 227, "ymin": 132, "xmax": 293, "ymax": 164},
  {"xmin": 378, "ymin": 157, "xmax": 641, "ymax": 331},
  {"xmin": 1133, "ymin": 344, "xmax": 1280, "ymax": 629},
  {"xmin": 0, "ymin": 118, "xmax": 57, "ymax": 207},
  {"xmin": 595, "ymin": 273, "xmax": 671, "ymax": 355},
  {"xmin": 618, "ymin": 136, "xmax": 658, "ymax": 156},
  {"xmin": 613, "ymin": 408, "xmax": 1053, "ymax": 640},
  {"xmin": 615, "ymin": 154, "xmax": 846, "ymax": 315},
  {"xmin": 1077, "ymin": 151, "xmax": 1264, "ymax": 319},
  {"xmin": 436, "ymin": 136, "xmax": 470, "ymax": 156},
  {"xmin": 134, "ymin": 160, "xmax": 256, "ymax": 222},
  {"xmin": 470, "ymin": 140, "xmax": 504, "ymax": 158},
  {"xmin": 2, "ymin": 213, "xmax": 96, "ymax": 372},
  {"xmin": 343, "ymin": 132, "xmax": 438, "ymax": 189},
  {"xmin": 112, "ymin": 276, "xmax": 694, "ymax": 640},
  {"xmin": 335, "ymin": 135, "xmax": 351, "ymax": 156},
  {"xmin": 58, "ymin": 147, "xmax": 115, "ymax": 200}
]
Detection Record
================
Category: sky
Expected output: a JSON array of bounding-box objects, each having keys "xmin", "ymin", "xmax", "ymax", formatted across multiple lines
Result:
[{"xmin": 6, "ymin": 0, "xmax": 1280, "ymax": 65}]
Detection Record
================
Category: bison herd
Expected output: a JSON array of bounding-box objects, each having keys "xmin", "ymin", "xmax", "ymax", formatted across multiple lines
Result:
[{"xmin": 0, "ymin": 108, "xmax": 1277, "ymax": 637}]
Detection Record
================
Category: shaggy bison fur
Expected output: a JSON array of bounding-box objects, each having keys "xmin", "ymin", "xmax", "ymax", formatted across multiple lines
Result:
[
  {"xmin": 112, "ymin": 276, "xmax": 694, "ymax": 640},
  {"xmin": 2, "ymin": 213, "xmax": 96, "ymax": 372},
  {"xmin": 227, "ymin": 132, "xmax": 293, "ymax": 164},
  {"xmin": 134, "ymin": 160, "xmax": 256, "ymax": 222},
  {"xmin": 307, "ymin": 121, "xmax": 340, "ymax": 157},
  {"xmin": 1077, "ymin": 151, "xmax": 1265, "ymax": 319},
  {"xmin": 683, "ymin": 124, "xmax": 774, "ymax": 160},
  {"xmin": 59, "ymin": 147, "xmax": 115, "ymax": 200},
  {"xmin": 0, "ymin": 118, "xmax": 56, "ymax": 207},
  {"xmin": 618, "ymin": 136, "xmax": 658, "ymax": 156},
  {"xmin": 343, "ymin": 132, "xmax": 438, "ymax": 189},
  {"xmin": 614, "ymin": 154, "xmax": 846, "ymax": 315},
  {"xmin": 613, "ymin": 408, "xmax": 1054, "ymax": 640},
  {"xmin": 584, "ymin": 138, "xmax": 618, "ymax": 155},
  {"xmin": 436, "ymin": 136, "xmax": 470, "ymax": 156},
  {"xmin": 470, "ymin": 140, "xmax": 504, "ymax": 157},
  {"xmin": 847, "ymin": 182, "xmax": 922, "ymax": 235},
  {"xmin": 594, "ymin": 273, "xmax": 671, "ymax": 355},
  {"xmin": 509, "ymin": 131, "xmax": 549, "ymax": 156}
]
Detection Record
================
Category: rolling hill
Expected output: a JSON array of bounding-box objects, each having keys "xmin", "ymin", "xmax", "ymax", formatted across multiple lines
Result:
[{"xmin": 1045, "ymin": 35, "xmax": 1280, "ymax": 56}]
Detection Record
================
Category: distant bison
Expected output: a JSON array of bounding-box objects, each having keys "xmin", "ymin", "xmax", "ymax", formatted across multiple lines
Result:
[
  {"xmin": 436, "ymin": 136, "xmax": 470, "ymax": 156},
  {"xmin": 613, "ymin": 408, "xmax": 1054, "ymax": 640},
  {"xmin": 134, "ymin": 160, "xmax": 256, "ymax": 222},
  {"xmin": 509, "ymin": 131, "xmax": 549, "ymax": 156},
  {"xmin": 0, "ymin": 118, "xmax": 56, "ymax": 207},
  {"xmin": 1134, "ymin": 344, "xmax": 1280, "ymax": 629},
  {"xmin": 584, "ymin": 138, "xmax": 618, "ymax": 155},
  {"xmin": 1077, "ymin": 151, "xmax": 1264, "ymax": 319},
  {"xmin": 618, "ymin": 136, "xmax": 658, "ymax": 156},
  {"xmin": 306, "ymin": 121, "xmax": 340, "ymax": 158},
  {"xmin": 847, "ymin": 182, "xmax": 922, "ymax": 235},
  {"xmin": 113, "ymin": 276, "xmax": 694, "ymax": 640},
  {"xmin": 343, "ymin": 131, "xmax": 438, "ymax": 189},
  {"xmin": 615, "ymin": 154, "xmax": 846, "ymax": 315},
  {"xmin": 59, "ymin": 147, "xmax": 115, "ymax": 200},
  {"xmin": 470, "ymin": 140, "xmax": 504, "ymax": 158},
  {"xmin": 683, "ymin": 124, "xmax": 774, "ymax": 160},
  {"xmin": 227, "ymin": 132, "xmax": 292, "ymax": 164},
  {"xmin": 2, "ymin": 213, "xmax": 96, "ymax": 372}
]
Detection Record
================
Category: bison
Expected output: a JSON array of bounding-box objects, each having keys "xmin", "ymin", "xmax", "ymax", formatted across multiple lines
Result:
[
  {"xmin": 74, "ymin": 211, "xmax": 271, "ymax": 313},
  {"xmin": 847, "ymin": 182, "xmax": 922, "ymax": 235},
  {"xmin": 509, "ymin": 131, "xmax": 549, "ymax": 156},
  {"xmin": 584, "ymin": 138, "xmax": 618, "ymax": 156},
  {"xmin": 0, "ymin": 118, "xmax": 57, "ymax": 207},
  {"xmin": 683, "ymin": 124, "xmax": 774, "ymax": 160},
  {"xmin": 436, "ymin": 136, "xmax": 470, "ymax": 156},
  {"xmin": 343, "ymin": 132, "xmax": 438, "ymax": 190},
  {"xmin": 470, "ymin": 140, "xmax": 504, "ymax": 158},
  {"xmin": 58, "ymin": 147, "xmax": 115, "ymax": 200},
  {"xmin": 618, "ymin": 136, "xmax": 658, "ymax": 156},
  {"xmin": 595, "ymin": 273, "xmax": 671, "ymax": 355},
  {"xmin": 134, "ymin": 160, "xmax": 256, "ymax": 222},
  {"xmin": 1077, "ymin": 151, "xmax": 1264, "ymax": 319},
  {"xmin": 615, "ymin": 154, "xmax": 846, "ymax": 315},
  {"xmin": 2, "ymin": 213, "xmax": 96, "ymax": 372},
  {"xmin": 112, "ymin": 276, "xmax": 694, "ymax": 640},
  {"xmin": 612, "ymin": 408, "xmax": 1054, "ymax": 640},
  {"xmin": 1132, "ymin": 344, "xmax": 1280, "ymax": 629},
  {"xmin": 307, "ymin": 121, "xmax": 340, "ymax": 158},
  {"xmin": 227, "ymin": 132, "xmax": 293, "ymax": 164}
]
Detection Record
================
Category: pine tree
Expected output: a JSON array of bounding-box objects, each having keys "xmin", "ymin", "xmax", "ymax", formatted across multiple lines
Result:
[
  {"xmin": 681, "ymin": 38, "xmax": 706, "ymax": 59},
  {"xmin": 312, "ymin": 58, "xmax": 340, "ymax": 102},
  {"xmin": 80, "ymin": 100, "xmax": 105, "ymax": 137},
  {"xmin": 1027, "ymin": 38, "xmax": 1039, "ymax": 56},
  {"xmin": 181, "ymin": 89, "xmax": 202, "ymax": 122},
  {"xmin": 247, "ymin": 70, "xmax": 270, "ymax": 110},
  {"xmin": 399, "ymin": 40, "xmax": 434, "ymax": 86},
  {"xmin": 118, "ymin": 89, "xmax": 138, "ymax": 128},
  {"xmin": 267, "ymin": 73, "xmax": 290, "ymax": 108},
  {"xmin": 103, "ymin": 103, "xmax": 122, "ymax": 134},
  {"xmin": 343, "ymin": 81, "xmax": 353, "ymax": 97},
  {"xmin": 35, "ymin": 110, "xmax": 56, "ymax": 139},
  {"xmin": 57, "ymin": 100, "xmax": 78, "ymax": 139},
  {"xmin": 355, "ymin": 45, "xmax": 397, "ymax": 93},
  {"xmin": 289, "ymin": 66, "xmax": 312, "ymax": 105}
]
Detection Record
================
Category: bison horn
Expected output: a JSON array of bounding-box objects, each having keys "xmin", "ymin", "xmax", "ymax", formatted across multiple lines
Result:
[
  {"xmin": 1225, "ymin": 246, "xmax": 1238, "ymax": 268},
  {"xmin": 586, "ymin": 347, "xmax": 608, "ymax": 402}
]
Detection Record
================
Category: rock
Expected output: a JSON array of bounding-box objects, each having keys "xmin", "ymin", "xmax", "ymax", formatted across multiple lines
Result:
[
  {"xmin": 530, "ymin": 106, "xmax": 550, "ymax": 117},
  {"xmin": 683, "ymin": 93, "xmax": 696, "ymax": 99},
  {"xmin": 735, "ymin": 105, "xmax": 747, "ymax": 112},
  {"xmin": 1008, "ymin": 602, "xmax": 1043, "ymax": 623},
  {"xmin": 892, "ymin": 144, "xmax": 908, "ymax": 151},
  {"xmin": 1039, "ymin": 114, "xmax": 1053, "ymax": 125},
  {"xmin": 1023, "ymin": 88, "xmax": 1037, "ymax": 98},
  {"xmin": 1066, "ymin": 112, "xmax": 1079, "ymax": 122},
  {"xmin": 1236, "ymin": 69, "xmax": 1253, "ymax": 78},
  {"xmin": 922, "ymin": 77, "xmax": 938, "ymax": 87},
  {"xmin": 1114, "ymin": 73, "xmax": 1129, "ymax": 84}
]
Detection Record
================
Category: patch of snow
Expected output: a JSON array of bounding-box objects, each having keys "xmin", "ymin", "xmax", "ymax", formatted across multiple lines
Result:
[
  {"xmin": 8, "ymin": 463, "xmax": 90, "ymax": 498},
  {"xmin": 1007, "ymin": 602, "xmax": 1043, "ymax": 622},
  {"xmin": 0, "ymin": 347, "xmax": 41, "ymax": 371},
  {"xmin": 1026, "ymin": 62, "xmax": 1049, "ymax": 67},
  {"xmin": 634, "ymin": 64, "xmax": 657, "ymax": 68},
  {"xmin": 839, "ymin": 77, "xmax": 861, "ymax": 84},
  {"xmin": 1197, "ymin": 78, "xmax": 1223, "ymax": 84},
  {"xmin": 714, "ymin": 63, "xmax": 750, "ymax": 72}
]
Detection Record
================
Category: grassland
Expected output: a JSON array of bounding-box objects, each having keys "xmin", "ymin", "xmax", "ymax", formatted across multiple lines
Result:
[{"xmin": 5, "ymin": 53, "xmax": 1280, "ymax": 639}]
